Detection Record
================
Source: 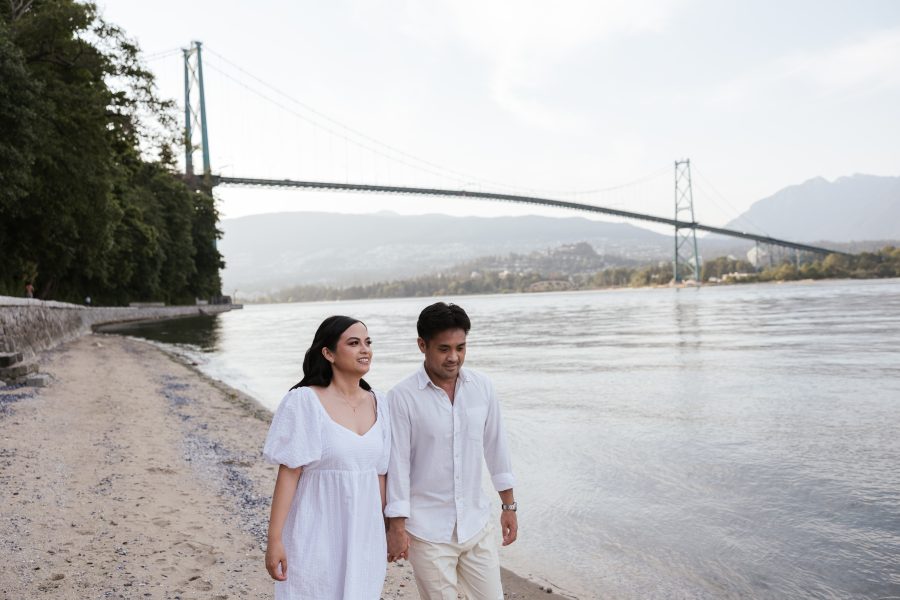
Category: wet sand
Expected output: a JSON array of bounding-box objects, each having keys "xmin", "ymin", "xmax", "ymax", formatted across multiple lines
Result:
[{"xmin": 0, "ymin": 334, "xmax": 558, "ymax": 599}]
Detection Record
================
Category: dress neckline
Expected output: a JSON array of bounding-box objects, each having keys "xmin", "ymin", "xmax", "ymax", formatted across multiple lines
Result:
[{"xmin": 307, "ymin": 387, "xmax": 378, "ymax": 438}]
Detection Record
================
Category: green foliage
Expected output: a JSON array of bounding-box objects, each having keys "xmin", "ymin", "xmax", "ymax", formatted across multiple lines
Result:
[
  {"xmin": 259, "ymin": 262, "xmax": 675, "ymax": 303},
  {"xmin": 628, "ymin": 263, "xmax": 673, "ymax": 287},
  {"xmin": 0, "ymin": 19, "xmax": 38, "ymax": 211},
  {"xmin": 701, "ymin": 256, "xmax": 756, "ymax": 282},
  {"xmin": 0, "ymin": 0, "xmax": 222, "ymax": 304},
  {"xmin": 750, "ymin": 247, "xmax": 900, "ymax": 283}
]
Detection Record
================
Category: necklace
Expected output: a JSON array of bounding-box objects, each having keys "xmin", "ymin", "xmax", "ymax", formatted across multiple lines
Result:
[{"xmin": 334, "ymin": 389, "xmax": 366, "ymax": 413}]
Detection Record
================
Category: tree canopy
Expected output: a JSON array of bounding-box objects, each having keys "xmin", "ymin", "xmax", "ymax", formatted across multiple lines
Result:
[{"xmin": 0, "ymin": 0, "xmax": 222, "ymax": 304}]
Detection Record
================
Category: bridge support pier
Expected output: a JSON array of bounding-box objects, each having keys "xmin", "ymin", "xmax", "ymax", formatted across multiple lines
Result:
[
  {"xmin": 673, "ymin": 159, "xmax": 701, "ymax": 284},
  {"xmin": 183, "ymin": 40, "xmax": 212, "ymax": 191}
]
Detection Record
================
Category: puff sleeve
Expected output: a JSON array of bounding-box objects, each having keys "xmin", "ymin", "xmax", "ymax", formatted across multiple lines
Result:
[
  {"xmin": 262, "ymin": 387, "xmax": 324, "ymax": 468},
  {"xmin": 375, "ymin": 390, "xmax": 391, "ymax": 475}
]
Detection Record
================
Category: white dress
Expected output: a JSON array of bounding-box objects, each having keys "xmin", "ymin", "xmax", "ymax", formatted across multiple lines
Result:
[{"xmin": 263, "ymin": 386, "xmax": 390, "ymax": 600}]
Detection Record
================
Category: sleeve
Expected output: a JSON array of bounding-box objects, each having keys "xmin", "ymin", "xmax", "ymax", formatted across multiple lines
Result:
[
  {"xmin": 262, "ymin": 388, "xmax": 323, "ymax": 468},
  {"xmin": 375, "ymin": 390, "xmax": 391, "ymax": 475},
  {"xmin": 482, "ymin": 378, "xmax": 517, "ymax": 492},
  {"xmin": 384, "ymin": 387, "xmax": 412, "ymax": 518}
]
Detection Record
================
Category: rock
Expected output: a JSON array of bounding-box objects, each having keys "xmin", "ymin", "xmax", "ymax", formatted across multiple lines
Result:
[
  {"xmin": 0, "ymin": 361, "xmax": 38, "ymax": 381},
  {"xmin": 26, "ymin": 373, "xmax": 50, "ymax": 388},
  {"xmin": 0, "ymin": 352, "xmax": 23, "ymax": 367},
  {"xmin": 0, "ymin": 380, "xmax": 6, "ymax": 388}
]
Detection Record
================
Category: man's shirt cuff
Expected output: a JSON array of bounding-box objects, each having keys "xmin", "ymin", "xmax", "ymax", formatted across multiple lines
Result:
[
  {"xmin": 491, "ymin": 472, "xmax": 516, "ymax": 492},
  {"xmin": 384, "ymin": 500, "xmax": 410, "ymax": 518}
]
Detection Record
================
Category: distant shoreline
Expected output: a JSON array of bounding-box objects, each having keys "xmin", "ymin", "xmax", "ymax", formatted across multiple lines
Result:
[
  {"xmin": 237, "ymin": 245, "xmax": 900, "ymax": 305},
  {"xmin": 237, "ymin": 273, "xmax": 900, "ymax": 306}
]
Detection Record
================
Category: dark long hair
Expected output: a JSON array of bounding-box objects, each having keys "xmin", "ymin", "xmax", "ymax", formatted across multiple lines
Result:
[{"xmin": 290, "ymin": 315, "xmax": 372, "ymax": 391}]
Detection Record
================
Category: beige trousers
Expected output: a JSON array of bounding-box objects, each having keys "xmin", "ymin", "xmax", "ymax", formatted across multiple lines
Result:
[{"xmin": 407, "ymin": 522, "xmax": 503, "ymax": 600}]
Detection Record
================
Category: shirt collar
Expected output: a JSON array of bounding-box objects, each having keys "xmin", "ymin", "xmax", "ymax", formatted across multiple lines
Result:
[{"xmin": 416, "ymin": 362, "xmax": 472, "ymax": 390}]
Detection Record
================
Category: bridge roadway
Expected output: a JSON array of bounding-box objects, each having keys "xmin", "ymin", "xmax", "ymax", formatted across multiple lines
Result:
[{"xmin": 212, "ymin": 176, "xmax": 849, "ymax": 257}]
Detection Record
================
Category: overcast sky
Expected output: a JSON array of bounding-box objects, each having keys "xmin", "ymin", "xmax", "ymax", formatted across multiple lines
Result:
[{"xmin": 99, "ymin": 0, "xmax": 900, "ymax": 232}]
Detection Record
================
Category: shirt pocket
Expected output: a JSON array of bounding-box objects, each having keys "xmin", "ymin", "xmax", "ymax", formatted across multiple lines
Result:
[{"xmin": 465, "ymin": 404, "xmax": 487, "ymax": 442}]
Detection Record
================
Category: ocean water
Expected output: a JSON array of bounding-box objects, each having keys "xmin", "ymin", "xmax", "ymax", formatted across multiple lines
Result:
[{"xmin": 112, "ymin": 278, "xmax": 900, "ymax": 599}]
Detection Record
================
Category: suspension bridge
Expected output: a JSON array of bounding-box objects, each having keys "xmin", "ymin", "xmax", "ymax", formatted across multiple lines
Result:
[{"xmin": 172, "ymin": 41, "xmax": 849, "ymax": 282}]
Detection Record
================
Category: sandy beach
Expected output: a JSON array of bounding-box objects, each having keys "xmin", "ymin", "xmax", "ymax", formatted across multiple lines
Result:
[{"xmin": 0, "ymin": 333, "xmax": 555, "ymax": 599}]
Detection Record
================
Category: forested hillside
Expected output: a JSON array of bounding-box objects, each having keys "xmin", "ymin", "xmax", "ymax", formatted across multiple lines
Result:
[
  {"xmin": 0, "ymin": 1, "xmax": 222, "ymax": 304},
  {"xmin": 255, "ymin": 245, "xmax": 900, "ymax": 303}
]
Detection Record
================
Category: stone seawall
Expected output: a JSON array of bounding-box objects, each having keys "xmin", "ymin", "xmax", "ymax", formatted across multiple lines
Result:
[{"xmin": 0, "ymin": 296, "xmax": 239, "ymax": 361}]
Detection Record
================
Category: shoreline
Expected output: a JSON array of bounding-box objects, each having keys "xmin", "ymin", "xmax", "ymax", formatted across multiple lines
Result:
[
  {"xmin": 0, "ymin": 333, "xmax": 563, "ymax": 598},
  {"xmin": 146, "ymin": 333, "xmax": 569, "ymax": 598},
  {"xmin": 234, "ymin": 274, "xmax": 900, "ymax": 308}
]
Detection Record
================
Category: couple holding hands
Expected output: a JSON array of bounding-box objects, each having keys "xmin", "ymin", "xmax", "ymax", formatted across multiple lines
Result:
[{"xmin": 263, "ymin": 302, "xmax": 518, "ymax": 599}]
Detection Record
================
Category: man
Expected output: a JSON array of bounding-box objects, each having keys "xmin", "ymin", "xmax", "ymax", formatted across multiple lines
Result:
[{"xmin": 385, "ymin": 302, "xmax": 518, "ymax": 600}]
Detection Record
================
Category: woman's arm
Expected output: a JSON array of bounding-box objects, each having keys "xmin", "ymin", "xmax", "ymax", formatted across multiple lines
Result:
[
  {"xmin": 379, "ymin": 474, "xmax": 387, "ymax": 511},
  {"xmin": 265, "ymin": 465, "xmax": 302, "ymax": 581}
]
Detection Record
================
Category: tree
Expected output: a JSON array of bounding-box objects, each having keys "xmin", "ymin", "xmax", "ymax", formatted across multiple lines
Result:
[
  {"xmin": 0, "ymin": 1, "xmax": 222, "ymax": 303},
  {"xmin": 0, "ymin": 21, "xmax": 40, "ymax": 294}
]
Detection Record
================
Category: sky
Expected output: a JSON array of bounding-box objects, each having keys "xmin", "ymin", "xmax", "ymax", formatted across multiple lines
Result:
[{"xmin": 99, "ymin": 0, "xmax": 900, "ymax": 232}]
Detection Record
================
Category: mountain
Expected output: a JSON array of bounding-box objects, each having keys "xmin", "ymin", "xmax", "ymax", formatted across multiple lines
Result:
[
  {"xmin": 724, "ymin": 174, "xmax": 900, "ymax": 243},
  {"xmin": 218, "ymin": 211, "xmax": 671, "ymax": 294}
]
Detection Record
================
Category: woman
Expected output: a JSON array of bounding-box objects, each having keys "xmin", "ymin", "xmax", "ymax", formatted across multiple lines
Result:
[{"xmin": 263, "ymin": 315, "xmax": 390, "ymax": 599}]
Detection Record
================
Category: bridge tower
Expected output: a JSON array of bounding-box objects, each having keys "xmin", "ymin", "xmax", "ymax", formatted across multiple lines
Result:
[
  {"xmin": 183, "ymin": 41, "xmax": 211, "ymax": 188},
  {"xmin": 673, "ymin": 159, "xmax": 701, "ymax": 283}
]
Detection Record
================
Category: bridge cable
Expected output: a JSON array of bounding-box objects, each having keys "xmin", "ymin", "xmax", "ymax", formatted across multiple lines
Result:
[
  {"xmin": 202, "ymin": 59, "xmax": 497, "ymax": 186},
  {"xmin": 692, "ymin": 167, "xmax": 771, "ymax": 236},
  {"xmin": 143, "ymin": 47, "xmax": 183, "ymax": 62},
  {"xmin": 202, "ymin": 46, "xmax": 669, "ymax": 200}
]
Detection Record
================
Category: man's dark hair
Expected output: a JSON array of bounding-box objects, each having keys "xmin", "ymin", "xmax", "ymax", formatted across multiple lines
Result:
[{"xmin": 417, "ymin": 302, "xmax": 471, "ymax": 342}]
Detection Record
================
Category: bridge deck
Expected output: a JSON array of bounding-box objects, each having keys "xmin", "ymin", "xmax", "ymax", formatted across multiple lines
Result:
[{"xmin": 212, "ymin": 176, "xmax": 849, "ymax": 257}]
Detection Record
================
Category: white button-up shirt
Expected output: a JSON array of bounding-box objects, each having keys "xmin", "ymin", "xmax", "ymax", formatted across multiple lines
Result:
[{"xmin": 385, "ymin": 364, "xmax": 516, "ymax": 544}]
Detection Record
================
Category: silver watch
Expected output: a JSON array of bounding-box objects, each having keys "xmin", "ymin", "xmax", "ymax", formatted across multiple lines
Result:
[{"xmin": 501, "ymin": 502, "xmax": 517, "ymax": 512}]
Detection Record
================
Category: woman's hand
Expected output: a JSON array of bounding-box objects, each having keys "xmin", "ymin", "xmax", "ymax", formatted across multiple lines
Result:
[
  {"xmin": 265, "ymin": 465, "xmax": 301, "ymax": 581},
  {"xmin": 386, "ymin": 519, "xmax": 410, "ymax": 562},
  {"xmin": 265, "ymin": 538, "xmax": 288, "ymax": 581}
]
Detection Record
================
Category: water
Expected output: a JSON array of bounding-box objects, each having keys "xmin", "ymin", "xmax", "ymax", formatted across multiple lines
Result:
[{"xmin": 112, "ymin": 279, "xmax": 900, "ymax": 599}]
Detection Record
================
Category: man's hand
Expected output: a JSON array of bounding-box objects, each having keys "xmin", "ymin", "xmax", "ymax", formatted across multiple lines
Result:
[
  {"xmin": 386, "ymin": 519, "xmax": 410, "ymax": 562},
  {"xmin": 500, "ymin": 510, "xmax": 518, "ymax": 546},
  {"xmin": 265, "ymin": 538, "xmax": 288, "ymax": 581}
]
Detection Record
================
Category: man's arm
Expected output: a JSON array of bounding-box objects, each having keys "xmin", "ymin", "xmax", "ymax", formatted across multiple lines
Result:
[
  {"xmin": 385, "ymin": 390, "xmax": 412, "ymax": 561},
  {"xmin": 483, "ymin": 379, "xmax": 518, "ymax": 545},
  {"xmin": 482, "ymin": 378, "xmax": 516, "ymax": 492}
]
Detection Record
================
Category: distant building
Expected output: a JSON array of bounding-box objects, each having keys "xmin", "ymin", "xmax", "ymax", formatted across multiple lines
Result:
[{"xmin": 747, "ymin": 246, "xmax": 768, "ymax": 268}]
